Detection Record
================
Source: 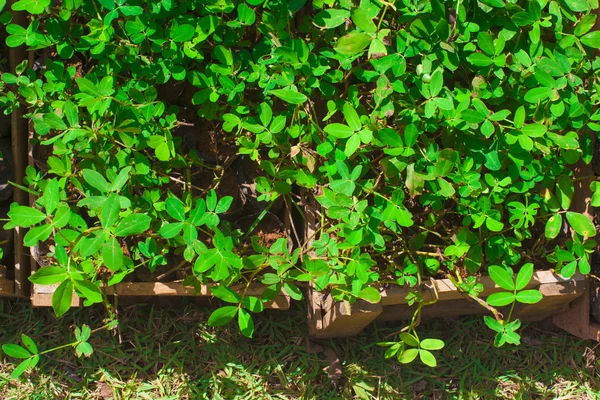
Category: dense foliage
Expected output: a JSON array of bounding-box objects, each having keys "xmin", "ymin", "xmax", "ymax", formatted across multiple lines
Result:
[{"xmin": 1, "ymin": 0, "xmax": 600, "ymax": 376}]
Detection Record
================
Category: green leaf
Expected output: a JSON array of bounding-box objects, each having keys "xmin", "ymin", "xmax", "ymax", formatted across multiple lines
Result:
[
  {"xmin": 268, "ymin": 89, "xmax": 307, "ymax": 105},
  {"xmin": 351, "ymin": 8, "xmax": 376, "ymax": 33},
  {"xmin": 580, "ymin": 257, "xmax": 592, "ymax": 275},
  {"xmin": 313, "ymin": 9, "xmax": 350, "ymax": 29},
  {"xmin": 545, "ymin": 213, "xmax": 562, "ymax": 239},
  {"xmin": 344, "ymin": 134, "xmax": 361, "ymax": 157},
  {"xmin": 565, "ymin": 211, "xmax": 596, "ymax": 237},
  {"xmin": 283, "ymin": 282, "xmax": 303, "ymax": 301},
  {"xmin": 419, "ymin": 349, "xmax": 437, "ymax": 367},
  {"xmin": 110, "ymin": 166, "xmax": 131, "ymax": 192},
  {"xmin": 485, "ymin": 218, "xmax": 504, "ymax": 232},
  {"xmin": 52, "ymin": 279, "xmax": 73, "ymax": 317},
  {"xmin": 43, "ymin": 179, "xmax": 60, "ymax": 215},
  {"xmin": 7, "ymin": 206, "xmax": 46, "ymax": 228},
  {"xmin": 73, "ymin": 280, "xmax": 102, "ymax": 304},
  {"xmin": 237, "ymin": 3, "xmax": 256, "ymax": 25},
  {"xmin": 75, "ymin": 342, "xmax": 93, "ymax": 358},
  {"xmin": 238, "ymin": 308, "xmax": 254, "ymax": 338},
  {"xmin": 210, "ymin": 286, "xmax": 241, "ymax": 303},
  {"xmin": 379, "ymin": 129, "xmax": 403, "ymax": 148},
  {"xmin": 516, "ymin": 290, "xmax": 543, "ymax": 304},
  {"xmin": 467, "ymin": 53, "xmax": 493, "ymax": 67},
  {"xmin": 486, "ymin": 292, "xmax": 516, "ymax": 307},
  {"xmin": 115, "ymin": 214, "xmax": 152, "ymax": 236},
  {"xmin": 76, "ymin": 78, "xmax": 103, "ymax": 98},
  {"xmin": 574, "ymin": 15, "xmax": 596, "ymax": 36},
  {"xmin": 53, "ymin": 204, "xmax": 72, "ymax": 229},
  {"xmin": 524, "ymin": 87, "xmax": 551, "ymax": 103},
  {"xmin": 11, "ymin": 0, "xmax": 50, "ymax": 14},
  {"xmin": 515, "ymin": 263, "xmax": 533, "ymax": 291},
  {"xmin": 479, "ymin": 0, "xmax": 504, "ymax": 7},
  {"xmin": 102, "ymin": 237, "xmax": 124, "ymax": 272},
  {"xmin": 342, "ymin": 102, "xmax": 361, "ymax": 131},
  {"xmin": 160, "ymin": 222, "xmax": 184, "ymax": 239},
  {"xmin": 521, "ymin": 124, "xmax": 547, "ymax": 137},
  {"xmin": 101, "ymin": 194, "xmax": 120, "ymax": 229},
  {"xmin": 435, "ymin": 149, "xmax": 459, "ymax": 177},
  {"xmin": 399, "ymin": 348, "xmax": 419, "ymax": 364},
  {"xmin": 241, "ymin": 295, "xmax": 265, "ymax": 312},
  {"xmin": 29, "ymin": 267, "xmax": 68, "ymax": 285},
  {"xmin": 477, "ymin": 32, "xmax": 495, "ymax": 55},
  {"xmin": 80, "ymin": 232, "xmax": 107, "ymax": 258},
  {"xmin": 400, "ymin": 332, "xmax": 419, "ymax": 346},
  {"xmin": 359, "ymin": 287, "xmax": 381, "ymax": 303},
  {"xmin": 2, "ymin": 344, "xmax": 31, "ymax": 359},
  {"xmin": 557, "ymin": 175, "xmax": 574, "ymax": 210},
  {"xmin": 564, "ymin": 0, "xmax": 590, "ymax": 12},
  {"xmin": 170, "ymin": 24, "xmax": 195, "ymax": 42},
  {"xmin": 514, "ymin": 106, "xmax": 525, "ymax": 129},
  {"xmin": 20, "ymin": 335, "xmax": 37, "ymax": 355},
  {"xmin": 10, "ymin": 357, "xmax": 34, "ymax": 378},
  {"xmin": 82, "ymin": 169, "xmax": 112, "ymax": 192},
  {"xmin": 166, "ymin": 197, "xmax": 186, "ymax": 221},
  {"xmin": 207, "ymin": 306, "xmax": 238, "ymax": 326},
  {"xmin": 420, "ymin": 338, "xmax": 445, "ymax": 350},
  {"xmin": 429, "ymin": 70, "xmax": 443, "ymax": 98},
  {"xmin": 23, "ymin": 224, "xmax": 53, "ymax": 247},
  {"xmin": 488, "ymin": 265, "xmax": 515, "ymax": 290},
  {"xmin": 334, "ymin": 32, "xmax": 372, "ymax": 56},
  {"xmin": 215, "ymin": 196, "xmax": 233, "ymax": 213},
  {"xmin": 483, "ymin": 316, "xmax": 503, "ymax": 332},
  {"xmin": 324, "ymin": 123, "xmax": 355, "ymax": 139},
  {"xmin": 581, "ymin": 31, "xmax": 600, "ymax": 49}
]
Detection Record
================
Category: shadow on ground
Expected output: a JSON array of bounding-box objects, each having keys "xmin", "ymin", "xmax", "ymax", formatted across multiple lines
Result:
[{"xmin": 1, "ymin": 299, "xmax": 599, "ymax": 399}]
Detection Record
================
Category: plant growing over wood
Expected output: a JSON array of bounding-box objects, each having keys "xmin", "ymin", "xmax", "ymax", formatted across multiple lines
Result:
[{"xmin": 1, "ymin": 0, "xmax": 600, "ymax": 375}]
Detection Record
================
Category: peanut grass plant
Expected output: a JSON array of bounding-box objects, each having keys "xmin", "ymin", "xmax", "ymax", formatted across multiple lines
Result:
[{"xmin": 0, "ymin": 0, "xmax": 600, "ymax": 377}]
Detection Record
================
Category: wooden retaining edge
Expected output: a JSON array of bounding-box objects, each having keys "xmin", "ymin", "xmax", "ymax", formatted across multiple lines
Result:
[
  {"xmin": 0, "ymin": 265, "xmax": 14, "ymax": 296},
  {"xmin": 31, "ymin": 281, "xmax": 290, "ymax": 309},
  {"xmin": 8, "ymin": 1, "xmax": 29, "ymax": 298},
  {"xmin": 309, "ymin": 271, "xmax": 586, "ymax": 339}
]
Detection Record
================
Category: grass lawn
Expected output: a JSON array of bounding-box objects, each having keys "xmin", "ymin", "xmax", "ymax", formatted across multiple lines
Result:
[{"xmin": 1, "ymin": 299, "xmax": 599, "ymax": 399}]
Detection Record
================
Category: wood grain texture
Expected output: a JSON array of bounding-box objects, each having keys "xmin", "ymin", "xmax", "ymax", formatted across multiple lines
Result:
[
  {"xmin": 553, "ymin": 278, "xmax": 600, "ymax": 341},
  {"xmin": 0, "ymin": 277, "xmax": 14, "ymax": 296},
  {"xmin": 9, "ymin": 1, "xmax": 30, "ymax": 298}
]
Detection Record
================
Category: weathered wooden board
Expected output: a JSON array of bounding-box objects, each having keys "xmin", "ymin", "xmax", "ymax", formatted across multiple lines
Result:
[
  {"xmin": 31, "ymin": 281, "xmax": 290, "ymax": 309},
  {"xmin": 309, "ymin": 271, "xmax": 586, "ymax": 339},
  {"xmin": 0, "ymin": 275, "xmax": 14, "ymax": 296},
  {"xmin": 9, "ymin": 6, "xmax": 31, "ymax": 299},
  {"xmin": 553, "ymin": 278, "xmax": 600, "ymax": 341}
]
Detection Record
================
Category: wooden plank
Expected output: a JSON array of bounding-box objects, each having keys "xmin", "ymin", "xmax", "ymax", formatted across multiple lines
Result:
[
  {"xmin": 9, "ymin": 1, "xmax": 30, "ymax": 298},
  {"xmin": 316, "ymin": 299, "xmax": 382, "ymax": 339},
  {"xmin": 31, "ymin": 282, "xmax": 290, "ymax": 309},
  {"xmin": 310, "ymin": 272, "xmax": 586, "ymax": 338},
  {"xmin": 0, "ymin": 264, "xmax": 14, "ymax": 296},
  {"xmin": 307, "ymin": 282, "xmax": 324, "ymax": 336},
  {"xmin": 553, "ymin": 278, "xmax": 600, "ymax": 341},
  {"xmin": 378, "ymin": 271, "xmax": 581, "ymax": 306},
  {"xmin": 378, "ymin": 279, "xmax": 584, "ymax": 323},
  {"xmin": 0, "ymin": 277, "xmax": 14, "ymax": 296}
]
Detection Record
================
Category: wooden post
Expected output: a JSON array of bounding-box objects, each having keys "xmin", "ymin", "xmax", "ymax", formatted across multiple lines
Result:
[{"xmin": 8, "ymin": 1, "xmax": 29, "ymax": 298}]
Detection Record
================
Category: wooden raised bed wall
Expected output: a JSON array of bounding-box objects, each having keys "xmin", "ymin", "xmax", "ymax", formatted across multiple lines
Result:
[
  {"xmin": 308, "ymin": 271, "xmax": 587, "ymax": 339},
  {"xmin": 303, "ymin": 191, "xmax": 596, "ymax": 340}
]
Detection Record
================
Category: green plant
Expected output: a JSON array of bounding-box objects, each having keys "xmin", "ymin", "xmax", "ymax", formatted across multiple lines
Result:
[{"xmin": 0, "ymin": 0, "xmax": 599, "ymax": 377}]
